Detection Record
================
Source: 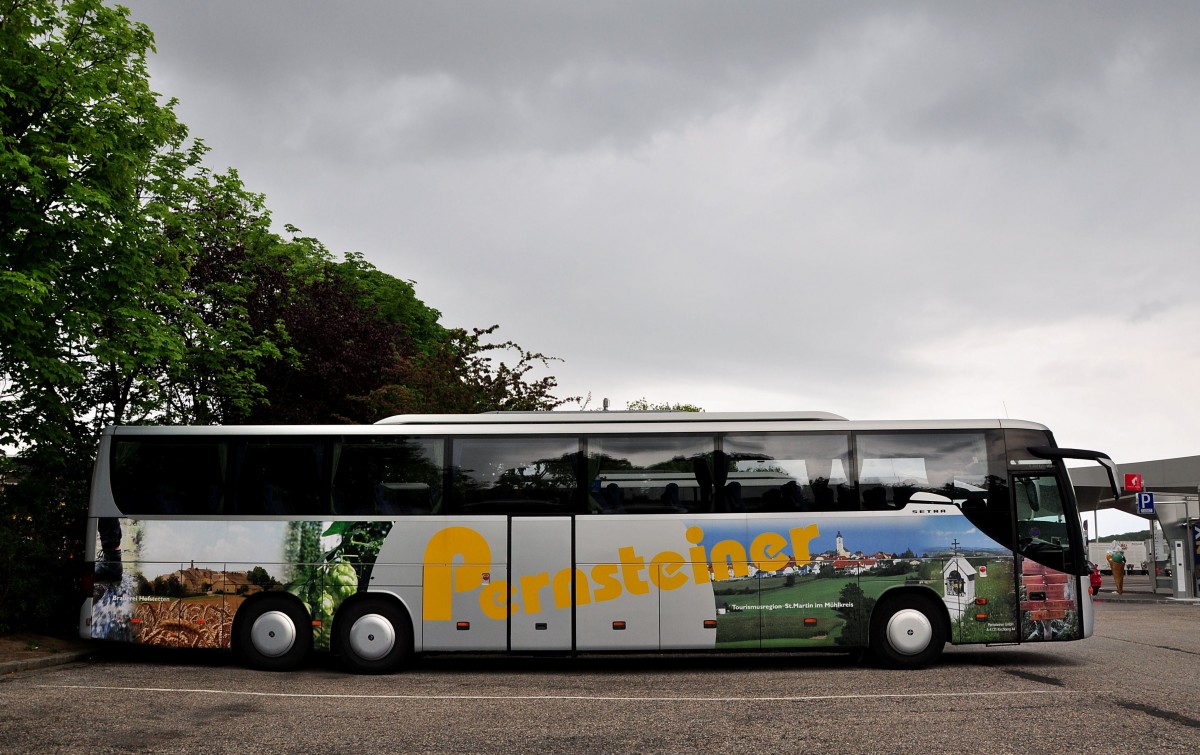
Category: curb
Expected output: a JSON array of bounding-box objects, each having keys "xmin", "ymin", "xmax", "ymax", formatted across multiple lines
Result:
[{"xmin": 0, "ymin": 650, "xmax": 93, "ymax": 676}]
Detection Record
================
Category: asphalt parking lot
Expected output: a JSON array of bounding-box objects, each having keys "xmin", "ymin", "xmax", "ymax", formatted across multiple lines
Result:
[{"xmin": 3, "ymin": 600, "xmax": 1199, "ymax": 754}]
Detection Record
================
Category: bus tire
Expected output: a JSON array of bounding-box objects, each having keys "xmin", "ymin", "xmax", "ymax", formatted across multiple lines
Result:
[
  {"xmin": 333, "ymin": 598, "xmax": 412, "ymax": 675},
  {"xmin": 233, "ymin": 596, "xmax": 312, "ymax": 672},
  {"xmin": 870, "ymin": 593, "xmax": 945, "ymax": 669}
]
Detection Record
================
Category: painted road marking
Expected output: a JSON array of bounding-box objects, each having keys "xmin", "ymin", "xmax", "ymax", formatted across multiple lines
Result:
[{"xmin": 42, "ymin": 685, "xmax": 1079, "ymax": 702}]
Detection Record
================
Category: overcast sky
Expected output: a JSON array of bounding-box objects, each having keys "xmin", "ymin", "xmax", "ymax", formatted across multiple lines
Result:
[{"xmin": 118, "ymin": 2, "xmax": 1200, "ymax": 533}]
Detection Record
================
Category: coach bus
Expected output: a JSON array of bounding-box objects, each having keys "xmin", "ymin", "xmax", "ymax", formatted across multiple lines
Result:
[{"xmin": 79, "ymin": 412, "xmax": 1120, "ymax": 672}]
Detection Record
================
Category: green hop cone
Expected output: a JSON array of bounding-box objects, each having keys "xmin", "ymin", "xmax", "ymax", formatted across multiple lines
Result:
[
  {"xmin": 318, "ymin": 591, "xmax": 336, "ymax": 618},
  {"xmin": 330, "ymin": 561, "xmax": 359, "ymax": 601}
]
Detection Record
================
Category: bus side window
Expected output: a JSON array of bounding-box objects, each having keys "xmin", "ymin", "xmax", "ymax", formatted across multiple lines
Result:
[
  {"xmin": 450, "ymin": 437, "xmax": 581, "ymax": 515},
  {"xmin": 587, "ymin": 435, "xmax": 715, "ymax": 515},
  {"xmin": 721, "ymin": 432, "xmax": 852, "ymax": 514},
  {"xmin": 111, "ymin": 440, "xmax": 226, "ymax": 516},
  {"xmin": 333, "ymin": 438, "xmax": 443, "ymax": 516},
  {"xmin": 233, "ymin": 440, "xmax": 327, "ymax": 516},
  {"xmin": 854, "ymin": 431, "xmax": 1001, "ymax": 514}
]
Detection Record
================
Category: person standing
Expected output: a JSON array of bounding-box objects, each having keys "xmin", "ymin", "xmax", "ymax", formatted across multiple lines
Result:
[{"xmin": 1107, "ymin": 546, "xmax": 1127, "ymax": 594}]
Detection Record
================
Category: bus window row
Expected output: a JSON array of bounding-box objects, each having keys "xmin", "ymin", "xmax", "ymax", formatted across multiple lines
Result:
[{"xmin": 109, "ymin": 430, "xmax": 1008, "ymax": 517}]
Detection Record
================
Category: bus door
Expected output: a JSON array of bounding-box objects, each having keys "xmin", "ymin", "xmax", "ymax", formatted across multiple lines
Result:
[
  {"xmin": 510, "ymin": 516, "xmax": 574, "ymax": 651},
  {"xmin": 1013, "ymin": 472, "xmax": 1081, "ymax": 641}
]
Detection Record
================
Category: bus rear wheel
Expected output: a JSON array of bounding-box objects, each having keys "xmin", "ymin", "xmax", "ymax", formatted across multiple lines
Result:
[
  {"xmin": 333, "ymin": 599, "xmax": 412, "ymax": 674},
  {"xmin": 870, "ymin": 594, "xmax": 945, "ymax": 669},
  {"xmin": 233, "ymin": 596, "xmax": 312, "ymax": 671}
]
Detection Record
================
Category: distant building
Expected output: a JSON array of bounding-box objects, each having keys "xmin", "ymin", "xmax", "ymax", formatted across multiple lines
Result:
[
  {"xmin": 835, "ymin": 531, "xmax": 850, "ymax": 558},
  {"xmin": 174, "ymin": 567, "xmax": 263, "ymax": 596}
]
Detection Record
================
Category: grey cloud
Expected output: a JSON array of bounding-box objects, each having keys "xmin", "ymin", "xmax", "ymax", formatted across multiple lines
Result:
[
  {"xmin": 127, "ymin": 2, "xmax": 849, "ymax": 158},
  {"xmin": 127, "ymin": 1, "xmax": 1200, "ymax": 163}
]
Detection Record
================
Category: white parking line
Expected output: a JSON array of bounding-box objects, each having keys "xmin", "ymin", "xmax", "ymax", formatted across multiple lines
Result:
[{"xmin": 41, "ymin": 685, "xmax": 1079, "ymax": 702}]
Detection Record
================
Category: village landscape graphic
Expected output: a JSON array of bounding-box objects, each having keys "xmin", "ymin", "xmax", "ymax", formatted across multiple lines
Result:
[
  {"xmin": 696, "ymin": 515, "xmax": 1077, "ymax": 647},
  {"xmin": 706, "ymin": 530, "xmax": 1056, "ymax": 648}
]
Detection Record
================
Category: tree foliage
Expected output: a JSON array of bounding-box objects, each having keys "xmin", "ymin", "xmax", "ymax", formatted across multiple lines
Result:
[
  {"xmin": 241, "ymin": 240, "xmax": 417, "ymax": 424},
  {"xmin": 1, "ymin": 0, "xmax": 197, "ymax": 447},
  {"xmin": 354, "ymin": 325, "xmax": 574, "ymax": 418},
  {"xmin": 155, "ymin": 168, "xmax": 286, "ymax": 424},
  {"xmin": 833, "ymin": 582, "xmax": 876, "ymax": 647}
]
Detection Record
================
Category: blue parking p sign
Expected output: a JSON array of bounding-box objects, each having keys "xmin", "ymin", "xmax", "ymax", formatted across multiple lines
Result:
[{"xmin": 1137, "ymin": 491, "xmax": 1155, "ymax": 514}]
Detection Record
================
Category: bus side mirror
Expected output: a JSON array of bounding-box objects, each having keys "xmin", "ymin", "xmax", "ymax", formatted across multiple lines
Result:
[{"xmin": 1028, "ymin": 446, "xmax": 1121, "ymax": 502}]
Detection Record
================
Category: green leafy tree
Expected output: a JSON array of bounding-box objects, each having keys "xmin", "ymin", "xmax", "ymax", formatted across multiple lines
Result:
[
  {"xmin": 246, "ymin": 566, "xmax": 277, "ymax": 590},
  {"xmin": 152, "ymin": 573, "xmax": 183, "ymax": 598},
  {"xmin": 337, "ymin": 252, "xmax": 445, "ymax": 357},
  {"xmin": 0, "ymin": 0, "xmax": 198, "ymax": 632},
  {"xmin": 143, "ymin": 174, "xmax": 444, "ymax": 427},
  {"xmin": 242, "ymin": 234, "xmax": 418, "ymax": 425},
  {"xmin": 355, "ymin": 325, "xmax": 576, "ymax": 416},
  {"xmin": 1, "ymin": 0, "xmax": 198, "ymax": 445},
  {"xmin": 155, "ymin": 203, "xmax": 451, "ymax": 426},
  {"xmin": 156, "ymin": 168, "xmax": 287, "ymax": 424},
  {"xmin": 833, "ymin": 582, "xmax": 876, "ymax": 646},
  {"xmin": 875, "ymin": 560, "xmax": 913, "ymax": 577}
]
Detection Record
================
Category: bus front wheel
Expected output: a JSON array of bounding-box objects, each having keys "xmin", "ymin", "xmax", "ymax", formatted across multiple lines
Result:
[
  {"xmin": 233, "ymin": 596, "xmax": 312, "ymax": 672},
  {"xmin": 870, "ymin": 594, "xmax": 945, "ymax": 669},
  {"xmin": 333, "ymin": 599, "xmax": 413, "ymax": 674}
]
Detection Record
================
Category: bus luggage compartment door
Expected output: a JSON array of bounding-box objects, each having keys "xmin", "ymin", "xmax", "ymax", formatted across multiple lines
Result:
[
  {"xmin": 510, "ymin": 516, "xmax": 574, "ymax": 651},
  {"xmin": 573, "ymin": 517, "xmax": 661, "ymax": 651},
  {"xmin": 420, "ymin": 518, "xmax": 509, "ymax": 652}
]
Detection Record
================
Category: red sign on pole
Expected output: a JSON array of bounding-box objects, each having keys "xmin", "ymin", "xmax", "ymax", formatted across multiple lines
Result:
[{"xmin": 1124, "ymin": 473, "xmax": 1143, "ymax": 492}]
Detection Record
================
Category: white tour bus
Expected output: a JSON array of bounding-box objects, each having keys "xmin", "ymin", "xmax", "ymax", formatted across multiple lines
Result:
[{"xmin": 80, "ymin": 411, "xmax": 1119, "ymax": 672}]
